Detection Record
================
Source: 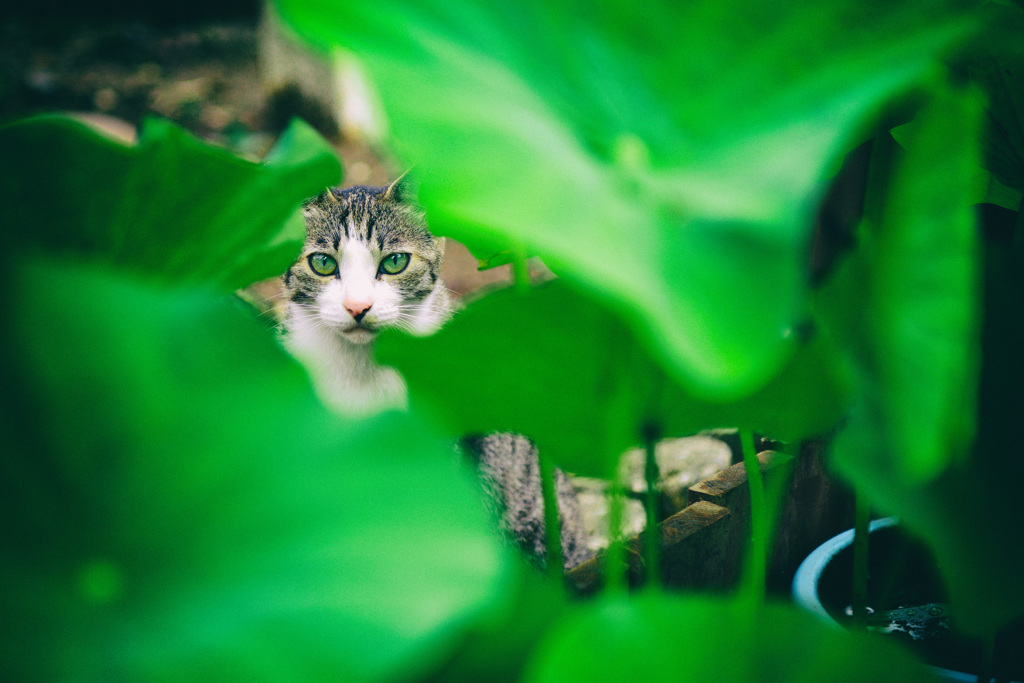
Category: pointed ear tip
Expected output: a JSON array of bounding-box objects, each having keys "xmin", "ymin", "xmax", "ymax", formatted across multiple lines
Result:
[{"xmin": 384, "ymin": 171, "xmax": 416, "ymax": 201}]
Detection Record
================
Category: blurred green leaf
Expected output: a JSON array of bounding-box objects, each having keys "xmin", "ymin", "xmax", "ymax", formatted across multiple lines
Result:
[
  {"xmin": 274, "ymin": 0, "xmax": 975, "ymax": 397},
  {"xmin": 378, "ymin": 281, "xmax": 848, "ymax": 477},
  {"xmin": 957, "ymin": 2, "xmax": 1024, "ymax": 194},
  {"xmin": 0, "ymin": 115, "xmax": 341, "ymax": 290},
  {"xmin": 823, "ymin": 86, "xmax": 1017, "ymax": 636},
  {"xmin": 524, "ymin": 593, "xmax": 934, "ymax": 682},
  {"xmin": 422, "ymin": 566, "xmax": 569, "ymax": 682},
  {"xmin": 896, "ymin": 2, "xmax": 1024, "ymax": 212},
  {"xmin": 0, "ymin": 261, "xmax": 508, "ymax": 682},
  {"xmin": 830, "ymin": 83, "xmax": 981, "ymax": 484}
]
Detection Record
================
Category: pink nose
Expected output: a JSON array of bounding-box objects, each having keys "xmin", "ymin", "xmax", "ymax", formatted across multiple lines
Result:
[{"xmin": 345, "ymin": 300, "xmax": 372, "ymax": 322}]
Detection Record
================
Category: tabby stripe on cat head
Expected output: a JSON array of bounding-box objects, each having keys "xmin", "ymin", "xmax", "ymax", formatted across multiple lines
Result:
[{"xmin": 281, "ymin": 177, "xmax": 451, "ymax": 344}]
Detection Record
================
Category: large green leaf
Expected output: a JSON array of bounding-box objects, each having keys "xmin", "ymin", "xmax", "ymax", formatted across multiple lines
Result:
[
  {"xmin": 0, "ymin": 115, "xmax": 341, "ymax": 290},
  {"xmin": 829, "ymin": 84, "xmax": 981, "ymax": 485},
  {"xmin": 958, "ymin": 2, "xmax": 1024, "ymax": 194},
  {"xmin": 422, "ymin": 567, "xmax": 570, "ymax": 682},
  {"xmin": 273, "ymin": 0, "xmax": 974, "ymax": 397},
  {"xmin": 378, "ymin": 281, "xmax": 848, "ymax": 477},
  {"xmin": 823, "ymin": 87, "xmax": 1016, "ymax": 636},
  {"xmin": 0, "ymin": 261, "xmax": 509, "ymax": 682},
  {"xmin": 524, "ymin": 593, "xmax": 935, "ymax": 682}
]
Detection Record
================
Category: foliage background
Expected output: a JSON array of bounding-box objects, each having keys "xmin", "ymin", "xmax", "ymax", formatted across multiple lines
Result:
[{"xmin": 2, "ymin": 0, "xmax": 1023, "ymax": 680}]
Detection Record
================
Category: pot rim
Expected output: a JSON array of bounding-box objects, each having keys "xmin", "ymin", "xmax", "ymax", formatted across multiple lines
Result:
[
  {"xmin": 791, "ymin": 516, "xmax": 898, "ymax": 626},
  {"xmin": 791, "ymin": 516, "xmax": 1020, "ymax": 683}
]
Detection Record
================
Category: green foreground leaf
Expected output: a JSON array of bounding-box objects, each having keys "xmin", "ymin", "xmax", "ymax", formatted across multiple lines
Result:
[
  {"xmin": 274, "ymin": 0, "xmax": 974, "ymax": 397},
  {"xmin": 959, "ymin": 3, "xmax": 1024, "ymax": 195},
  {"xmin": 823, "ymin": 86, "xmax": 1021, "ymax": 636},
  {"xmin": 825, "ymin": 86, "xmax": 981, "ymax": 484},
  {"xmin": 379, "ymin": 281, "xmax": 848, "ymax": 477},
  {"xmin": 0, "ymin": 262, "xmax": 508, "ymax": 682},
  {"xmin": 525, "ymin": 593, "xmax": 935, "ymax": 682},
  {"xmin": 832, "ymin": 84, "xmax": 982, "ymax": 483},
  {"xmin": 0, "ymin": 115, "xmax": 341, "ymax": 290}
]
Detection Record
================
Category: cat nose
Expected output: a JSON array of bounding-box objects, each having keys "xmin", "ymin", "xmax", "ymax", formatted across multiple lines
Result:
[{"xmin": 345, "ymin": 300, "xmax": 372, "ymax": 322}]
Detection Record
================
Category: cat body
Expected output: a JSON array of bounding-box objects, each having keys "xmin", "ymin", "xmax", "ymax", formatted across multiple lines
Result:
[
  {"xmin": 281, "ymin": 180, "xmax": 590, "ymax": 569},
  {"xmin": 465, "ymin": 432, "xmax": 592, "ymax": 570}
]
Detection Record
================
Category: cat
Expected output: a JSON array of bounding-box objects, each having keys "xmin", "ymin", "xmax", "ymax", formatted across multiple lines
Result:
[
  {"xmin": 463, "ymin": 432, "xmax": 592, "ymax": 570},
  {"xmin": 280, "ymin": 178, "xmax": 591, "ymax": 570},
  {"xmin": 280, "ymin": 178, "xmax": 450, "ymax": 417}
]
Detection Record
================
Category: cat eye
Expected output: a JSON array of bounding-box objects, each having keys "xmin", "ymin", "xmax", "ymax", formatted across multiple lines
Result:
[
  {"xmin": 379, "ymin": 252, "xmax": 410, "ymax": 276},
  {"xmin": 308, "ymin": 253, "xmax": 338, "ymax": 276}
]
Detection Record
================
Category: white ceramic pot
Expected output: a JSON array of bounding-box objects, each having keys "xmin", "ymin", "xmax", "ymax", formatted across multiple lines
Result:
[{"xmin": 792, "ymin": 517, "xmax": 1021, "ymax": 683}]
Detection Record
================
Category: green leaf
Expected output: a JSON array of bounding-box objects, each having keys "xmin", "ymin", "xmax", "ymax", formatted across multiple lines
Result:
[
  {"xmin": 831, "ymin": 83, "xmax": 981, "ymax": 484},
  {"xmin": 897, "ymin": 2, "xmax": 1024, "ymax": 212},
  {"xmin": 0, "ymin": 261, "xmax": 509, "ymax": 682},
  {"xmin": 273, "ymin": 0, "xmax": 975, "ymax": 396},
  {"xmin": 823, "ymin": 87, "xmax": 1020, "ymax": 636},
  {"xmin": 378, "ymin": 281, "xmax": 848, "ymax": 477},
  {"xmin": 0, "ymin": 115, "xmax": 341, "ymax": 291},
  {"xmin": 524, "ymin": 593, "xmax": 934, "ymax": 682},
  {"xmin": 423, "ymin": 567, "xmax": 569, "ymax": 682},
  {"xmin": 957, "ymin": 2, "xmax": 1024, "ymax": 193}
]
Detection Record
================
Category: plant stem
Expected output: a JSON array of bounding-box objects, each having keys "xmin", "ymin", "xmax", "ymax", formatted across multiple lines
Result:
[
  {"xmin": 605, "ymin": 470, "xmax": 627, "ymax": 594},
  {"xmin": 512, "ymin": 241, "xmax": 531, "ymax": 293},
  {"xmin": 739, "ymin": 428, "xmax": 766, "ymax": 604},
  {"xmin": 976, "ymin": 636, "xmax": 994, "ymax": 683},
  {"xmin": 1012, "ymin": 193, "xmax": 1024, "ymax": 272},
  {"xmin": 862, "ymin": 133, "xmax": 895, "ymax": 233},
  {"xmin": 844, "ymin": 130, "xmax": 896, "ymax": 627},
  {"xmin": 538, "ymin": 447, "xmax": 564, "ymax": 581},
  {"xmin": 642, "ymin": 422, "xmax": 661, "ymax": 589},
  {"xmin": 851, "ymin": 490, "xmax": 871, "ymax": 629}
]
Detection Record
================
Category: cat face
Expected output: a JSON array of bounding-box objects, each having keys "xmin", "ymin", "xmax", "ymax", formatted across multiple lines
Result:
[{"xmin": 283, "ymin": 180, "xmax": 450, "ymax": 345}]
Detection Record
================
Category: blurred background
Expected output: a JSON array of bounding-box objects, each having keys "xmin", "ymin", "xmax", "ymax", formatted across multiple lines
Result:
[{"xmin": 0, "ymin": 0, "xmax": 512, "ymax": 301}]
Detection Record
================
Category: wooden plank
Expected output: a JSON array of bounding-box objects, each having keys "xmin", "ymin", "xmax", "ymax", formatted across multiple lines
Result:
[
  {"xmin": 657, "ymin": 500, "xmax": 735, "ymax": 590},
  {"xmin": 767, "ymin": 439, "xmax": 855, "ymax": 592},
  {"xmin": 687, "ymin": 450, "xmax": 792, "ymax": 509},
  {"xmin": 565, "ymin": 500, "xmax": 731, "ymax": 596},
  {"xmin": 686, "ymin": 450, "xmax": 793, "ymax": 591},
  {"xmin": 688, "ymin": 445, "xmax": 855, "ymax": 593},
  {"xmin": 566, "ymin": 443, "xmax": 855, "ymax": 596}
]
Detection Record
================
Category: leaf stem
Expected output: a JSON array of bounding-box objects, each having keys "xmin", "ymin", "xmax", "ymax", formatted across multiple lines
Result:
[
  {"xmin": 642, "ymin": 422, "xmax": 661, "ymax": 589},
  {"xmin": 512, "ymin": 241, "xmax": 531, "ymax": 293},
  {"xmin": 739, "ymin": 428, "xmax": 766, "ymax": 604},
  {"xmin": 1012, "ymin": 192, "xmax": 1024, "ymax": 267},
  {"xmin": 862, "ymin": 132, "xmax": 896, "ymax": 233},
  {"xmin": 538, "ymin": 447, "xmax": 564, "ymax": 581},
  {"xmin": 851, "ymin": 490, "xmax": 871, "ymax": 628},
  {"xmin": 604, "ymin": 472, "xmax": 627, "ymax": 595},
  {"xmin": 976, "ymin": 635, "xmax": 994, "ymax": 683}
]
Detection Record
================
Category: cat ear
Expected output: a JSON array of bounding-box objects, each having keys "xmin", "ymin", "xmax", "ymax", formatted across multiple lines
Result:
[
  {"xmin": 301, "ymin": 188, "xmax": 336, "ymax": 221},
  {"xmin": 303, "ymin": 188, "xmax": 339, "ymax": 211},
  {"xmin": 383, "ymin": 169, "xmax": 417, "ymax": 204}
]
